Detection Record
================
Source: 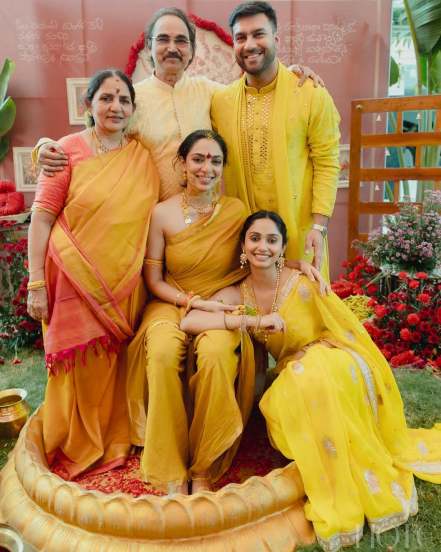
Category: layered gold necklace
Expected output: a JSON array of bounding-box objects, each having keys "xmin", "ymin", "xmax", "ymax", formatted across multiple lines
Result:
[
  {"xmin": 181, "ymin": 190, "xmax": 218, "ymax": 225},
  {"xmin": 91, "ymin": 128, "xmax": 126, "ymax": 155},
  {"xmin": 242, "ymin": 269, "xmax": 282, "ymax": 343}
]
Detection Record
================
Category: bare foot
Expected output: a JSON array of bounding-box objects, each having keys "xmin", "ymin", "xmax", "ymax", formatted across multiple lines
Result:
[
  {"xmin": 167, "ymin": 481, "xmax": 189, "ymax": 496},
  {"xmin": 191, "ymin": 477, "xmax": 211, "ymax": 494}
]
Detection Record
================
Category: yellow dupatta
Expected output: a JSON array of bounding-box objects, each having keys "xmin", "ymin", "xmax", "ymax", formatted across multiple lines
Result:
[{"xmin": 45, "ymin": 139, "xmax": 159, "ymax": 371}]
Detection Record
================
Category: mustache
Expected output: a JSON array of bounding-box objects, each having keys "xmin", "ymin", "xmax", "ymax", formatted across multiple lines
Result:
[
  {"xmin": 165, "ymin": 52, "xmax": 182, "ymax": 60},
  {"xmin": 242, "ymin": 48, "xmax": 262, "ymax": 56}
]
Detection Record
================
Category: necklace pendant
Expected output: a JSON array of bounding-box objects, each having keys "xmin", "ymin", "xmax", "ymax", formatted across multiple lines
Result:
[{"xmin": 184, "ymin": 216, "xmax": 192, "ymax": 224}]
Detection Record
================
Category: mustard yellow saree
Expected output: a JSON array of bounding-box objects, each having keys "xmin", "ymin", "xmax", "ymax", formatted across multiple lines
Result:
[{"xmin": 127, "ymin": 196, "xmax": 255, "ymax": 490}]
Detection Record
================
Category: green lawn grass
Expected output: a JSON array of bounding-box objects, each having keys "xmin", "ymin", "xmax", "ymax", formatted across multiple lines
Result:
[{"xmin": 0, "ymin": 352, "xmax": 440, "ymax": 551}]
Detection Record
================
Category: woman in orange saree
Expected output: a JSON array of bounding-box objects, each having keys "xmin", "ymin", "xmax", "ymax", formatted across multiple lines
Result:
[{"xmin": 27, "ymin": 69, "xmax": 159, "ymax": 480}]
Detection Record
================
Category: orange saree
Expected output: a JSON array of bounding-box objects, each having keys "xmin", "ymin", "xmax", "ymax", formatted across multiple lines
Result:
[{"xmin": 33, "ymin": 133, "xmax": 159, "ymax": 478}]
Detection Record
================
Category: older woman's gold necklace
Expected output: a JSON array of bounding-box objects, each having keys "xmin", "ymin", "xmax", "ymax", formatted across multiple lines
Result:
[
  {"xmin": 92, "ymin": 128, "xmax": 125, "ymax": 155},
  {"xmin": 181, "ymin": 190, "xmax": 217, "ymax": 225}
]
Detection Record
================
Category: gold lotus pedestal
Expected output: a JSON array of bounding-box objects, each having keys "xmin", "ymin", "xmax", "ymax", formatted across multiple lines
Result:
[{"xmin": 0, "ymin": 410, "xmax": 314, "ymax": 551}]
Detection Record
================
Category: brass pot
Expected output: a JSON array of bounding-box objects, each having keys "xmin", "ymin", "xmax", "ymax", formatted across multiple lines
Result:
[
  {"xmin": 0, "ymin": 389, "xmax": 30, "ymax": 439},
  {"xmin": 0, "ymin": 524, "xmax": 24, "ymax": 552}
]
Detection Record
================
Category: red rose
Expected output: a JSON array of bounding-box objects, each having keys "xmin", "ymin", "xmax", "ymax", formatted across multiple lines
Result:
[
  {"xmin": 407, "ymin": 313, "xmax": 420, "ymax": 326},
  {"xmin": 367, "ymin": 298, "xmax": 377, "ymax": 307},
  {"xmin": 419, "ymin": 321, "xmax": 431, "ymax": 333},
  {"xmin": 408, "ymin": 280, "xmax": 420, "ymax": 289},
  {"xmin": 411, "ymin": 331, "xmax": 422, "ymax": 343},
  {"xmin": 416, "ymin": 293, "xmax": 431, "ymax": 305},
  {"xmin": 436, "ymin": 307, "xmax": 441, "ymax": 325},
  {"xmin": 367, "ymin": 284, "xmax": 379, "ymax": 296},
  {"xmin": 415, "ymin": 272, "xmax": 428, "ymax": 280},
  {"xmin": 374, "ymin": 305, "xmax": 388, "ymax": 319},
  {"xmin": 395, "ymin": 303, "xmax": 407, "ymax": 312},
  {"xmin": 400, "ymin": 328, "xmax": 412, "ymax": 341},
  {"xmin": 398, "ymin": 271, "xmax": 408, "ymax": 281}
]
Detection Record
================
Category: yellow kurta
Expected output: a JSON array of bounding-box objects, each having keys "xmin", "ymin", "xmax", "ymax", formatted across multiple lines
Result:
[
  {"xmin": 211, "ymin": 62, "xmax": 341, "ymax": 279},
  {"xmin": 130, "ymin": 74, "xmax": 223, "ymax": 201},
  {"xmin": 127, "ymin": 197, "xmax": 255, "ymax": 490},
  {"xmin": 246, "ymin": 271, "xmax": 441, "ymax": 551}
]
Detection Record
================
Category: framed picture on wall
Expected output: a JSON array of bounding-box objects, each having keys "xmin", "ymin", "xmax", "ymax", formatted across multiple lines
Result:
[
  {"xmin": 338, "ymin": 144, "xmax": 350, "ymax": 188},
  {"xmin": 66, "ymin": 77, "xmax": 89, "ymax": 125},
  {"xmin": 13, "ymin": 147, "xmax": 37, "ymax": 192}
]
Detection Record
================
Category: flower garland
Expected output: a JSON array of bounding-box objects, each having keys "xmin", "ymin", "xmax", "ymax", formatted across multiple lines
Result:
[{"xmin": 125, "ymin": 14, "xmax": 233, "ymax": 78}]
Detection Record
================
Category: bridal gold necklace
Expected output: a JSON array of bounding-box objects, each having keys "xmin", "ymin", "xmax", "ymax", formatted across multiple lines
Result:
[{"xmin": 181, "ymin": 190, "xmax": 217, "ymax": 225}]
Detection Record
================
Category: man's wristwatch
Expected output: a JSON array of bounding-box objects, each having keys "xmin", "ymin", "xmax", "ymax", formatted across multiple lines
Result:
[{"xmin": 312, "ymin": 223, "xmax": 328, "ymax": 237}]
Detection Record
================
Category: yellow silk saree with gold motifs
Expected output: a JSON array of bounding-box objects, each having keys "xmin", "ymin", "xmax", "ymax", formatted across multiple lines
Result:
[
  {"xmin": 248, "ymin": 270, "xmax": 441, "ymax": 551},
  {"xmin": 33, "ymin": 134, "xmax": 159, "ymax": 479}
]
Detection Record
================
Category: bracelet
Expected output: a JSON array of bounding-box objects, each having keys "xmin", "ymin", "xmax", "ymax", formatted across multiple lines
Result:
[
  {"xmin": 223, "ymin": 312, "xmax": 229, "ymax": 330},
  {"xmin": 144, "ymin": 258, "xmax": 163, "ymax": 267},
  {"xmin": 175, "ymin": 291, "xmax": 185, "ymax": 307},
  {"xmin": 255, "ymin": 315, "xmax": 262, "ymax": 332},
  {"xmin": 240, "ymin": 314, "xmax": 247, "ymax": 333},
  {"xmin": 27, "ymin": 280, "xmax": 46, "ymax": 291},
  {"xmin": 184, "ymin": 294, "xmax": 201, "ymax": 315}
]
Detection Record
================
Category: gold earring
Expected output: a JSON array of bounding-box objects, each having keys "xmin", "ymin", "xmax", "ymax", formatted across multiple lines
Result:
[
  {"xmin": 182, "ymin": 168, "xmax": 187, "ymax": 186},
  {"xmin": 240, "ymin": 252, "xmax": 248, "ymax": 269},
  {"xmin": 276, "ymin": 255, "xmax": 285, "ymax": 271}
]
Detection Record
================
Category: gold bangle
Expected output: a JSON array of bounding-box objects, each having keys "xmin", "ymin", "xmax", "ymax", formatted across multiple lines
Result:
[
  {"xmin": 255, "ymin": 315, "xmax": 262, "ymax": 332},
  {"xmin": 144, "ymin": 258, "xmax": 163, "ymax": 267},
  {"xmin": 184, "ymin": 294, "xmax": 201, "ymax": 315},
  {"xmin": 240, "ymin": 314, "xmax": 247, "ymax": 333},
  {"xmin": 175, "ymin": 291, "xmax": 185, "ymax": 307},
  {"xmin": 27, "ymin": 279, "xmax": 46, "ymax": 291}
]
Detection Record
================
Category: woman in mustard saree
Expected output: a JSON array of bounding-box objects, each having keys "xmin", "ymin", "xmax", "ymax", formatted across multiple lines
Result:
[
  {"xmin": 181, "ymin": 210, "xmax": 441, "ymax": 551},
  {"xmin": 27, "ymin": 69, "xmax": 159, "ymax": 479},
  {"xmin": 127, "ymin": 130, "xmax": 326, "ymax": 495}
]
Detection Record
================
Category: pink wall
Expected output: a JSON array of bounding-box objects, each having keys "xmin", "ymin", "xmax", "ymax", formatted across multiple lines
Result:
[{"xmin": 0, "ymin": 0, "xmax": 392, "ymax": 279}]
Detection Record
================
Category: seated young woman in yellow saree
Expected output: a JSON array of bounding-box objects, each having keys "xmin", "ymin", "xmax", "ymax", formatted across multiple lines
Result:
[
  {"xmin": 27, "ymin": 69, "xmax": 159, "ymax": 480},
  {"xmin": 181, "ymin": 210, "xmax": 441, "ymax": 551},
  {"xmin": 127, "ymin": 130, "xmax": 326, "ymax": 495}
]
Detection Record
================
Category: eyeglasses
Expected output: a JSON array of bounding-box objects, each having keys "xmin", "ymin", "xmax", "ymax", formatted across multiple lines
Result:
[{"xmin": 150, "ymin": 35, "xmax": 191, "ymax": 47}]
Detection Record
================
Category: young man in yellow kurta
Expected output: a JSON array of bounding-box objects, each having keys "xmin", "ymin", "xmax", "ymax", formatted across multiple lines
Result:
[{"xmin": 211, "ymin": 1, "xmax": 341, "ymax": 279}]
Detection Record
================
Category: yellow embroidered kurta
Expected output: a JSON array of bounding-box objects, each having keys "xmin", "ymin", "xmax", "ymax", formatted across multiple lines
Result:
[
  {"xmin": 247, "ymin": 272, "xmax": 441, "ymax": 551},
  {"xmin": 211, "ymin": 62, "xmax": 341, "ymax": 278},
  {"xmin": 127, "ymin": 197, "xmax": 255, "ymax": 490},
  {"xmin": 130, "ymin": 74, "xmax": 223, "ymax": 200}
]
